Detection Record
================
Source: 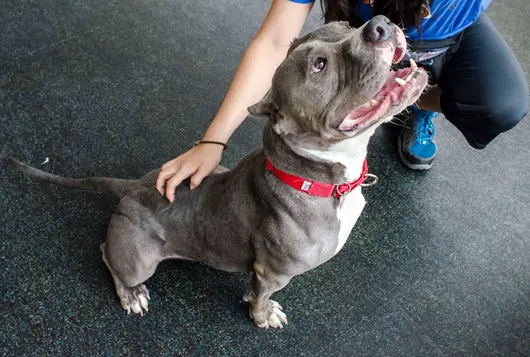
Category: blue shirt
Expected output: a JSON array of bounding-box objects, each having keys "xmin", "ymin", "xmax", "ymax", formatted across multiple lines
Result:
[{"xmin": 290, "ymin": 0, "xmax": 491, "ymax": 41}]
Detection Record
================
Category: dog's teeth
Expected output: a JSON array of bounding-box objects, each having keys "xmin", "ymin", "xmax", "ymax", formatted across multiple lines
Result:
[
  {"xmin": 405, "ymin": 70, "xmax": 416, "ymax": 82},
  {"xmin": 409, "ymin": 58, "xmax": 417, "ymax": 70},
  {"xmin": 360, "ymin": 102, "xmax": 371, "ymax": 109},
  {"xmin": 395, "ymin": 78, "xmax": 407, "ymax": 86},
  {"xmin": 360, "ymin": 99, "xmax": 378, "ymax": 109}
]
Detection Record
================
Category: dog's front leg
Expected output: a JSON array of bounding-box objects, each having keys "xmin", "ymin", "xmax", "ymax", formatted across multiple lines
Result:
[{"xmin": 243, "ymin": 263, "xmax": 292, "ymax": 329}]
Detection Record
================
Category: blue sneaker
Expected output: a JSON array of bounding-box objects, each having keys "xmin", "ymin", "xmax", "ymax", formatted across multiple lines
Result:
[{"xmin": 397, "ymin": 105, "xmax": 438, "ymax": 170}]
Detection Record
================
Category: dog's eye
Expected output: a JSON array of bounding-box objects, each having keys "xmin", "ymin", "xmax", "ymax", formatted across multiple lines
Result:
[{"xmin": 313, "ymin": 57, "xmax": 327, "ymax": 72}]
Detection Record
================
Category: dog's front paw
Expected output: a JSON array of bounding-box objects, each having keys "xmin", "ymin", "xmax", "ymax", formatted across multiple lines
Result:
[
  {"xmin": 248, "ymin": 299, "xmax": 288, "ymax": 329},
  {"xmin": 117, "ymin": 284, "xmax": 150, "ymax": 316}
]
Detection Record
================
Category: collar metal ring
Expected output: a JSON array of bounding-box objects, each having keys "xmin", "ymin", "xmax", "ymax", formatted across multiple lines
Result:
[{"xmin": 361, "ymin": 173, "xmax": 379, "ymax": 187}]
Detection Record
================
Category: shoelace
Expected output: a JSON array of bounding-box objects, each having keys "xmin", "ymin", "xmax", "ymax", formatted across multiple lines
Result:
[{"xmin": 416, "ymin": 111, "xmax": 437, "ymax": 143}]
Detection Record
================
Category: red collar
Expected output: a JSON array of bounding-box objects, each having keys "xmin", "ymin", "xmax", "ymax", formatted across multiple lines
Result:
[{"xmin": 265, "ymin": 155, "xmax": 373, "ymax": 199}]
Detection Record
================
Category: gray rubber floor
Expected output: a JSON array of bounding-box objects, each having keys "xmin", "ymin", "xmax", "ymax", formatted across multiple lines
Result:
[{"xmin": 1, "ymin": 1, "xmax": 529, "ymax": 356}]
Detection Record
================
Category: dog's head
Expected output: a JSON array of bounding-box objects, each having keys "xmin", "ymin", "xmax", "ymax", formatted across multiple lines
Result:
[{"xmin": 249, "ymin": 16, "xmax": 428, "ymax": 147}]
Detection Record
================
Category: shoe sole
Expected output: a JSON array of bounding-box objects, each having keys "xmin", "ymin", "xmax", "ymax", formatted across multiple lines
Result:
[{"xmin": 397, "ymin": 134, "xmax": 434, "ymax": 171}]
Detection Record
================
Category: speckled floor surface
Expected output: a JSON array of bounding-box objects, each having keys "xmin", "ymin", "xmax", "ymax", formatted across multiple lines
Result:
[{"xmin": 1, "ymin": 1, "xmax": 529, "ymax": 356}]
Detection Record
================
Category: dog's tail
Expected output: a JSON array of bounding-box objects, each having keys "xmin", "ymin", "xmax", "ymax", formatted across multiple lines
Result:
[{"xmin": 0, "ymin": 154, "xmax": 137, "ymax": 197}]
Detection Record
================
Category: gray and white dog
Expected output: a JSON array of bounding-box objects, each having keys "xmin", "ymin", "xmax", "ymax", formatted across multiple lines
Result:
[{"xmin": 1, "ymin": 16, "xmax": 428, "ymax": 329}]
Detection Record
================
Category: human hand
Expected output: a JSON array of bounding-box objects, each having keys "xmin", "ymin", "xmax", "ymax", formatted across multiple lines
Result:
[{"xmin": 156, "ymin": 143, "xmax": 223, "ymax": 202}]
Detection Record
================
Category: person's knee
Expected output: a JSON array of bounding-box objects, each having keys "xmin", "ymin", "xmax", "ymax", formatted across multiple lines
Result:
[
  {"xmin": 468, "ymin": 96, "xmax": 528, "ymax": 150},
  {"xmin": 442, "ymin": 90, "xmax": 528, "ymax": 150},
  {"xmin": 487, "ymin": 91, "xmax": 528, "ymax": 135}
]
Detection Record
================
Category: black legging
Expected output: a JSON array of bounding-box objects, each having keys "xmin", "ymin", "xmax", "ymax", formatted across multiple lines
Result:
[{"xmin": 434, "ymin": 13, "xmax": 528, "ymax": 149}]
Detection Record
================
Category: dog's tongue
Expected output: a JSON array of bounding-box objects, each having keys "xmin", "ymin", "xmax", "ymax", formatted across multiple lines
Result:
[
  {"xmin": 339, "ymin": 104, "xmax": 388, "ymax": 131},
  {"xmin": 339, "ymin": 68, "xmax": 412, "ymax": 131}
]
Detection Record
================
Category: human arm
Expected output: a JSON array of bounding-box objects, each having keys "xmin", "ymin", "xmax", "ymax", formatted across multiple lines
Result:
[{"xmin": 156, "ymin": 0, "xmax": 314, "ymax": 202}]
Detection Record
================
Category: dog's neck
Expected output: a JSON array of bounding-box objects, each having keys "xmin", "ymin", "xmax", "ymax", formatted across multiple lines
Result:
[{"xmin": 262, "ymin": 122, "xmax": 372, "ymax": 184}]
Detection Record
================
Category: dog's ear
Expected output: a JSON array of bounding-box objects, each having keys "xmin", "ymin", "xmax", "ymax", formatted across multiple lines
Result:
[
  {"xmin": 248, "ymin": 93, "xmax": 283, "ymax": 123},
  {"xmin": 248, "ymin": 99, "xmax": 275, "ymax": 118},
  {"xmin": 249, "ymin": 93, "xmax": 301, "ymax": 136}
]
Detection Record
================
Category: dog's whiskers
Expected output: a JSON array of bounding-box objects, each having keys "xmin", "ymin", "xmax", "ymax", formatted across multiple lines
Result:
[{"xmin": 390, "ymin": 116, "xmax": 410, "ymax": 129}]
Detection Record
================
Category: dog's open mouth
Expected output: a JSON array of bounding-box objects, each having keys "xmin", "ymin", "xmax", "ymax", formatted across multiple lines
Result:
[{"xmin": 339, "ymin": 58, "xmax": 424, "ymax": 132}]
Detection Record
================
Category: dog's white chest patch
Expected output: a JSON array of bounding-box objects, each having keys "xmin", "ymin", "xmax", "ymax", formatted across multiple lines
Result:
[
  {"xmin": 302, "ymin": 138, "xmax": 371, "ymax": 256},
  {"xmin": 335, "ymin": 188, "xmax": 366, "ymax": 254}
]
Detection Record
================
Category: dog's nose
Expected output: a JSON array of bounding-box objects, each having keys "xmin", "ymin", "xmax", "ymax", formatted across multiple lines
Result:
[{"xmin": 362, "ymin": 15, "xmax": 393, "ymax": 43}]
